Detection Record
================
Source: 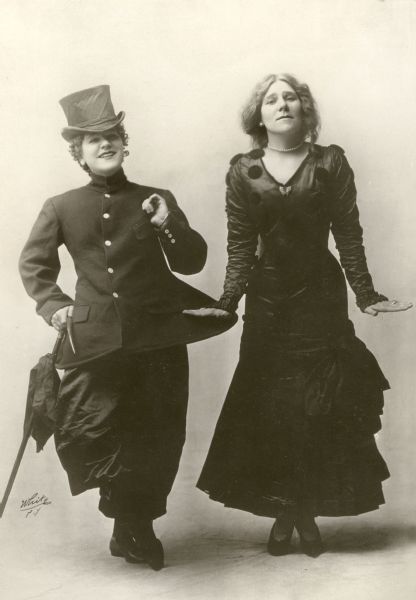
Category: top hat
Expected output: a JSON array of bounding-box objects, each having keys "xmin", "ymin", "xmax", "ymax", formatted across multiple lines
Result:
[{"xmin": 59, "ymin": 85, "xmax": 125, "ymax": 141}]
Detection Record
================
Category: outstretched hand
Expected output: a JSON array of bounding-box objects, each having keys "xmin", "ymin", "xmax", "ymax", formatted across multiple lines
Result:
[
  {"xmin": 364, "ymin": 299, "xmax": 413, "ymax": 317},
  {"xmin": 183, "ymin": 307, "xmax": 233, "ymax": 319}
]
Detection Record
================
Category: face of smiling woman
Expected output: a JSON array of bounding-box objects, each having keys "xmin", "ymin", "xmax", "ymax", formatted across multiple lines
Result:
[
  {"xmin": 80, "ymin": 129, "xmax": 124, "ymax": 176},
  {"xmin": 260, "ymin": 80, "xmax": 304, "ymax": 143}
]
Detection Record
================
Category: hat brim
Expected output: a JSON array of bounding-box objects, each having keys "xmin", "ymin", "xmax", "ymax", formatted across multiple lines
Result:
[{"xmin": 61, "ymin": 111, "xmax": 125, "ymax": 141}]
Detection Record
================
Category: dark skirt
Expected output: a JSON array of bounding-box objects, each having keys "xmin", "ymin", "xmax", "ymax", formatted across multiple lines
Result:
[
  {"xmin": 55, "ymin": 345, "xmax": 188, "ymax": 519},
  {"xmin": 197, "ymin": 283, "xmax": 390, "ymax": 518}
]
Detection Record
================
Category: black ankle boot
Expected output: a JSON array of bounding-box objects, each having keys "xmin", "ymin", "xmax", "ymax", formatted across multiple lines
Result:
[
  {"xmin": 298, "ymin": 531, "xmax": 324, "ymax": 558},
  {"xmin": 138, "ymin": 536, "xmax": 164, "ymax": 571},
  {"xmin": 110, "ymin": 520, "xmax": 144, "ymax": 563},
  {"xmin": 110, "ymin": 518, "xmax": 164, "ymax": 570},
  {"xmin": 294, "ymin": 520, "xmax": 324, "ymax": 558},
  {"xmin": 267, "ymin": 520, "xmax": 295, "ymax": 556},
  {"xmin": 135, "ymin": 521, "xmax": 164, "ymax": 571}
]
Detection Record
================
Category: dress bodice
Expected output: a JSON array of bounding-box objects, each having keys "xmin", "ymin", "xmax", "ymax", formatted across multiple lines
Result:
[{"xmin": 217, "ymin": 144, "xmax": 387, "ymax": 314}]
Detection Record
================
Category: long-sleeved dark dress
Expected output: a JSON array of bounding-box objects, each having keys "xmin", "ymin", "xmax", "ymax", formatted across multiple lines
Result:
[{"xmin": 197, "ymin": 144, "xmax": 390, "ymax": 517}]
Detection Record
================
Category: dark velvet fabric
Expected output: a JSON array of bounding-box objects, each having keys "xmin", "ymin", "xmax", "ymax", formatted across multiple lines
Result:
[
  {"xmin": 197, "ymin": 145, "xmax": 390, "ymax": 517},
  {"xmin": 55, "ymin": 346, "xmax": 189, "ymax": 520},
  {"xmin": 216, "ymin": 144, "xmax": 387, "ymax": 314}
]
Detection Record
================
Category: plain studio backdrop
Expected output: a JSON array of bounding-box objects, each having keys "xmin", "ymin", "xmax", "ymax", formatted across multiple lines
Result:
[{"xmin": 0, "ymin": 1, "xmax": 415, "ymax": 599}]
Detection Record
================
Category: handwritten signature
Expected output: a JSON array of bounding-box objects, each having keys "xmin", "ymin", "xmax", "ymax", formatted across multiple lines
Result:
[{"xmin": 20, "ymin": 493, "xmax": 51, "ymax": 517}]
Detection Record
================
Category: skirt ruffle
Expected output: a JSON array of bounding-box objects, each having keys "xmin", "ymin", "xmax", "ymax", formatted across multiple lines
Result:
[{"xmin": 197, "ymin": 320, "xmax": 390, "ymax": 518}]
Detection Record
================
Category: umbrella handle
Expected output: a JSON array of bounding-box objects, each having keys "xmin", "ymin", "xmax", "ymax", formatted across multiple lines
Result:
[{"xmin": 51, "ymin": 329, "xmax": 65, "ymax": 361}]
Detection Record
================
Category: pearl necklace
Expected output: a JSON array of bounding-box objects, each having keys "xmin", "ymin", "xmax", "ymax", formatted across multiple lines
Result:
[{"xmin": 267, "ymin": 141, "xmax": 305, "ymax": 153}]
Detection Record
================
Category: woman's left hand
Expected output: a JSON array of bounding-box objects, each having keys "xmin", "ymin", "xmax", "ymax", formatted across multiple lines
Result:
[
  {"xmin": 142, "ymin": 193, "xmax": 169, "ymax": 227},
  {"xmin": 364, "ymin": 299, "xmax": 413, "ymax": 316}
]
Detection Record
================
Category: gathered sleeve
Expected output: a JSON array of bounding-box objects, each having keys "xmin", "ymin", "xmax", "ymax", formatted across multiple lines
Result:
[
  {"xmin": 18, "ymin": 198, "xmax": 74, "ymax": 324},
  {"xmin": 328, "ymin": 146, "xmax": 387, "ymax": 310},
  {"xmin": 215, "ymin": 159, "xmax": 258, "ymax": 313}
]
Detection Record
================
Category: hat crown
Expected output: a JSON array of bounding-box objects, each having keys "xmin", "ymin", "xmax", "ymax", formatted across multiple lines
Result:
[
  {"xmin": 59, "ymin": 85, "xmax": 116, "ymax": 128},
  {"xmin": 59, "ymin": 85, "xmax": 125, "ymax": 141}
]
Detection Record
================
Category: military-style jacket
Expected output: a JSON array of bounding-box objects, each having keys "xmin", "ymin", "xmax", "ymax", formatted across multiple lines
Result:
[{"xmin": 19, "ymin": 169, "xmax": 233, "ymax": 368}]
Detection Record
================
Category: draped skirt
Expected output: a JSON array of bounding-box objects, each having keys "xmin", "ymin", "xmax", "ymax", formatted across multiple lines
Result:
[{"xmin": 197, "ymin": 285, "xmax": 390, "ymax": 518}]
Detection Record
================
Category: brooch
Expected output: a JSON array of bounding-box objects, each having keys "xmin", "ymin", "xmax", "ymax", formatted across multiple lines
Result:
[{"xmin": 279, "ymin": 185, "xmax": 292, "ymax": 197}]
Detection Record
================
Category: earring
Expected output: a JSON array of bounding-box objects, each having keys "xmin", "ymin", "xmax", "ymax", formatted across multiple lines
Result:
[
  {"xmin": 259, "ymin": 122, "xmax": 264, "ymax": 127},
  {"xmin": 123, "ymin": 149, "xmax": 130, "ymax": 157}
]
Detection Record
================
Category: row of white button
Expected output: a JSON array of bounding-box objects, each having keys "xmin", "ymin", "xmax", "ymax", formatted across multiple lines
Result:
[
  {"xmin": 164, "ymin": 228, "xmax": 176, "ymax": 244},
  {"xmin": 104, "ymin": 191, "xmax": 110, "ymax": 221},
  {"xmin": 103, "ymin": 195, "xmax": 118, "ymax": 297}
]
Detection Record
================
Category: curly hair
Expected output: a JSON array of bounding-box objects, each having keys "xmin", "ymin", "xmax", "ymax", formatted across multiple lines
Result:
[
  {"xmin": 241, "ymin": 73, "xmax": 320, "ymax": 148},
  {"xmin": 68, "ymin": 123, "xmax": 129, "ymax": 173}
]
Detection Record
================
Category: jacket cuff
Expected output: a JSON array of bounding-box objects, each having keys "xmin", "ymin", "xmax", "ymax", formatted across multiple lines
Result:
[
  {"xmin": 214, "ymin": 295, "xmax": 240, "ymax": 314},
  {"xmin": 155, "ymin": 213, "xmax": 184, "ymax": 244},
  {"xmin": 356, "ymin": 291, "xmax": 388, "ymax": 312},
  {"xmin": 37, "ymin": 298, "xmax": 74, "ymax": 325}
]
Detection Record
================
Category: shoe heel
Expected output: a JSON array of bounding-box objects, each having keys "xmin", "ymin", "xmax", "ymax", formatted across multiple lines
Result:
[{"xmin": 145, "ymin": 539, "xmax": 164, "ymax": 571}]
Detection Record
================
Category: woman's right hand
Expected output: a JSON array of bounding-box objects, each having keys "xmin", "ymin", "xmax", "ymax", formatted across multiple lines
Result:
[
  {"xmin": 51, "ymin": 305, "xmax": 72, "ymax": 331},
  {"xmin": 182, "ymin": 307, "xmax": 232, "ymax": 319}
]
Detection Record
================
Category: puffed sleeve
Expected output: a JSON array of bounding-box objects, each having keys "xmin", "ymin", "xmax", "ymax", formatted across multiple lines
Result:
[
  {"xmin": 216, "ymin": 158, "xmax": 258, "ymax": 313},
  {"xmin": 19, "ymin": 198, "xmax": 74, "ymax": 324},
  {"xmin": 155, "ymin": 190, "xmax": 207, "ymax": 274},
  {"xmin": 328, "ymin": 146, "xmax": 387, "ymax": 311}
]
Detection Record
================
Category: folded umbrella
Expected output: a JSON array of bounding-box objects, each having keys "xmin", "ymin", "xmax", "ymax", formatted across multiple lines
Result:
[{"xmin": 0, "ymin": 330, "xmax": 64, "ymax": 518}]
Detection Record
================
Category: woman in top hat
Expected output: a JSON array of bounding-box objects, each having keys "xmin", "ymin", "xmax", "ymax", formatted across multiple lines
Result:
[
  {"xmin": 19, "ymin": 85, "xmax": 235, "ymax": 570},
  {"xmin": 185, "ymin": 73, "xmax": 412, "ymax": 557}
]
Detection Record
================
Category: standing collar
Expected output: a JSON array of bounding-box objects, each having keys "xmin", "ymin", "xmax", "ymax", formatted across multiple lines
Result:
[{"xmin": 88, "ymin": 168, "xmax": 128, "ymax": 193}]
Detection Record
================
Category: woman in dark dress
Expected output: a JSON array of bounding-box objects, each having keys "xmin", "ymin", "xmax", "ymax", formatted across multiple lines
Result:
[{"xmin": 185, "ymin": 73, "xmax": 412, "ymax": 557}]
